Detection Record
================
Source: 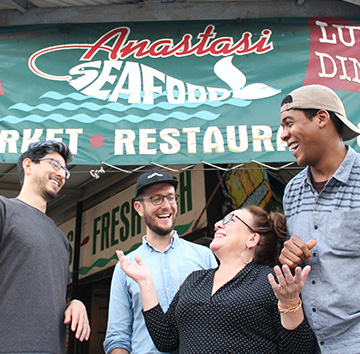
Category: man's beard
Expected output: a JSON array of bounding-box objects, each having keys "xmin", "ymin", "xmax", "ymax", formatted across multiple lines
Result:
[{"xmin": 144, "ymin": 214, "xmax": 176, "ymax": 236}]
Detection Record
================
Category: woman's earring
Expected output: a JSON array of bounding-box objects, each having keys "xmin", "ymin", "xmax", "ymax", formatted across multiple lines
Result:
[{"xmin": 240, "ymin": 246, "xmax": 253, "ymax": 265}]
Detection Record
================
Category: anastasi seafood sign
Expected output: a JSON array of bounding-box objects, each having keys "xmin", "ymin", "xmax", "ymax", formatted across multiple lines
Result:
[{"xmin": 1, "ymin": 17, "xmax": 360, "ymax": 165}]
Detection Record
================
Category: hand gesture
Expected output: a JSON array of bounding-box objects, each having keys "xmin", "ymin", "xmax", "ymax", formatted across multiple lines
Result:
[
  {"xmin": 116, "ymin": 250, "xmax": 151, "ymax": 283},
  {"xmin": 116, "ymin": 250, "xmax": 159, "ymax": 311},
  {"xmin": 279, "ymin": 235, "xmax": 317, "ymax": 268},
  {"xmin": 64, "ymin": 299, "xmax": 91, "ymax": 342},
  {"xmin": 268, "ymin": 264, "xmax": 310, "ymax": 308}
]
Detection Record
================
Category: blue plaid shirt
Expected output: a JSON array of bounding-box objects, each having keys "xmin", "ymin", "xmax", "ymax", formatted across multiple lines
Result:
[{"xmin": 283, "ymin": 146, "xmax": 360, "ymax": 354}]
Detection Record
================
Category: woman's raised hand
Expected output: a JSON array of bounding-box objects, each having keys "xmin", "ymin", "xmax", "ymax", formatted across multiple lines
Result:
[{"xmin": 268, "ymin": 264, "xmax": 311, "ymax": 308}]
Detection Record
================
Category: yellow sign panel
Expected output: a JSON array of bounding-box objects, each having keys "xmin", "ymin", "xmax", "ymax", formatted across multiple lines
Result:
[{"xmin": 223, "ymin": 163, "xmax": 272, "ymax": 209}]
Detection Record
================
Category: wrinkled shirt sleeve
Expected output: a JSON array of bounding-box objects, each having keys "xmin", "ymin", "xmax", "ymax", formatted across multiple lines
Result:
[{"xmin": 104, "ymin": 263, "xmax": 133, "ymax": 354}]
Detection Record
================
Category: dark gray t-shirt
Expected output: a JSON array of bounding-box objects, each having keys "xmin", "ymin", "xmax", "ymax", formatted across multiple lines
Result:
[{"xmin": 0, "ymin": 197, "xmax": 69, "ymax": 354}]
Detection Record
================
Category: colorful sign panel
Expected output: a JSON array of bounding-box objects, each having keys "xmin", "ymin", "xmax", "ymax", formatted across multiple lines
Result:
[
  {"xmin": 60, "ymin": 168, "xmax": 207, "ymax": 279},
  {"xmin": 223, "ymin": 163, "xmax": 272, "ymax": 209},
  {"xmin": 1, "ymin": 17, "xmax": 360, "ymax": 166}
]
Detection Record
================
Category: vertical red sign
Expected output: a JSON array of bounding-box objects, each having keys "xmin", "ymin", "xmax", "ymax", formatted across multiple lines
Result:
[{"xmin": 304, "ymin": 17, "xmax": 360, "ymax": 92}]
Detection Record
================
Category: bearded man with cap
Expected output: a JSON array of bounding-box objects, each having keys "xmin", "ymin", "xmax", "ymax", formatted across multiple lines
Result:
[
  {"xmin": 104, "ymin": 169, "xmax": 217, "ymax": 354},
  {"xmin": 279, "ymin": 84, "xmax": 360, "ymax": 353}
]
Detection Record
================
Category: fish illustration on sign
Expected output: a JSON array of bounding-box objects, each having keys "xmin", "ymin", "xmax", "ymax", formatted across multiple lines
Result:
[
  {"xmin": 66, "ymin": 56, "xmax": 281, "ymax": 105},
  {"xmin": 19, "ymin": 25, "xmax": 281, "ymax": 125}
]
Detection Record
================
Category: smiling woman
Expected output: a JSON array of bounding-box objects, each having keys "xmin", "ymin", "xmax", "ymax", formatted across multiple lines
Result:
[
  {"xmin": 118, "ymin": 205, "xmax": 317, "ymax": 354},
  {"xmin": 211, "ymin": 206, "xmax": 286, "ymax": 273}
]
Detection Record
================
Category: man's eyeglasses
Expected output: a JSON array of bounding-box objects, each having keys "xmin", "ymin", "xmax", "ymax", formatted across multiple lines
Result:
[
  {"xmin": 137, "ymin": 194, "xmax": 179, "ymax": 206},
  {"xmin": 38, "ymin": 158, "xmax": 71, "ymax": 179},
  {"xmin": 221, "ymin": 213, "xmax": 254, "ymax": 231}
]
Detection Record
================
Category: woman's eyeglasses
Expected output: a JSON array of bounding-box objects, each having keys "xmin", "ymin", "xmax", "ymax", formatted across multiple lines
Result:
[{"xmin": 221, "ymin": 213, "xmax": 254, "ymax": 231}]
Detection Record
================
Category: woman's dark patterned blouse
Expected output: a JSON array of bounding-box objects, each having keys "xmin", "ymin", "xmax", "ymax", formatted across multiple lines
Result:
[{"xmin": 143, "ymin": 262, "xmax": 317, "ymax": 354}]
